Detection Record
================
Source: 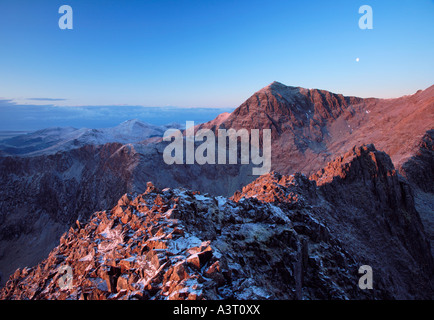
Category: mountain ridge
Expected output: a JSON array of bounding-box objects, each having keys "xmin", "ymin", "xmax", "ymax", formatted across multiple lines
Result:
[
  {"xmin": 1, "ymin": 144, "xmax": 432, "ymax": 299},
  {"xmin": 0, "ymin": 82, "xmax": 433, "ymax": 295},
  {"xmin": 0, "ymin": 120, "xmax": 179, "ymax": 157}
]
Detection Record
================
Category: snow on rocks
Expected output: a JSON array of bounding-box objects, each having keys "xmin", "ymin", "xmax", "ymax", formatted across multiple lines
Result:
[{"xmin": 0, "ymin": 178, "xmax": 374, "ymax": 300}]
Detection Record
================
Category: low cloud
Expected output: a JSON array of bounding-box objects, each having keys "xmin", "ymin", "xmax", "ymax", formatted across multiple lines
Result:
[{"xmin": 26, "ymin": 98, "xmax": 68, "ymax": 102}]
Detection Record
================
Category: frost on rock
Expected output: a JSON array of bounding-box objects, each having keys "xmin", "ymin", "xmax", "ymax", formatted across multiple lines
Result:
[
  {"xmin": 2, "ymin": 146, "xmax": 432, "ymax": 300},
  {"xmin": 0, "ymin": 178, "xmax": 365, "ymax": 300}
]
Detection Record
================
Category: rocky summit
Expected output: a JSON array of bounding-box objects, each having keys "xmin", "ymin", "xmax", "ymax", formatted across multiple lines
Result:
[
  {"xmin": 1, "ymin": 145, "xmax": 432, "ymax": 300},
  {"xmin": 199, "ymin": 82, "xmax": 434, "ymax": 176}
]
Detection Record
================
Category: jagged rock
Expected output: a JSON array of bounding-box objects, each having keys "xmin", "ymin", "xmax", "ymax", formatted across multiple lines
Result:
[{"xmin": 1, "ymin": 144, "xmax": 431, "ymax": 299}]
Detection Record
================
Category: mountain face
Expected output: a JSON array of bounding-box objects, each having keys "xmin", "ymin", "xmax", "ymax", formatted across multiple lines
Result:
[
  {"xmin": 400, "ymin": 130, "xmax": 434, "ymax": 194},
  {"xmin": 199, "ymin": 81, "xmax": 434, "ymax": 176},
  {"xmin": 0, "ymin": 82, "xmax": 433, "ymax": 298},
  {"xmin": 399, "ymin": 130, "xmax": 434, "ymax": 257},
  {"xmin": 1, "ymin": 145, "xmax": 432, "ymax": 300}
]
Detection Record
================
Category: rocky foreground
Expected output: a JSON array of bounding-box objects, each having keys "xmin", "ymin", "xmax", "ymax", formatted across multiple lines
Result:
[{"xmin": 1, "ymin": 145, "xmax": 432, "ymax": 300}]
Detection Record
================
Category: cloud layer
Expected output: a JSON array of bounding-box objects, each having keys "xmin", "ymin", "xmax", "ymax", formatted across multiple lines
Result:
[
  {"xmin": 0, "ymin": 99, "xmax": 233, "ymax": 131},
  {"xmin": 26, "ymin": 98, "xmax": 68, "ymax": 102}
]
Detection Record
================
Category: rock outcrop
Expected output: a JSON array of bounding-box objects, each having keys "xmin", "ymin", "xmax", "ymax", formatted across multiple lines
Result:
[
  {"xmin": 1, "ymin": 145, "xmax": 432, "ymax": 300},
  {"xmin": 0, "ymin": 181, "xmax": 364, "ymax": 300}
]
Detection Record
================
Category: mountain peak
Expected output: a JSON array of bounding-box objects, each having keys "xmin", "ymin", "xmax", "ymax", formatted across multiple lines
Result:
[
  {"xmin": 267, "ymin": 81, "xmax": 287, "ymax": 88},
  {"xmin": 260, "ymin": 81, "xmax": 299, "ymax": 96},
  {"xmin": 118, "ymin": 119, "xmax": 148, "ymax": 127},
  {"xmin": 114, "ymin": 119, "xmax": 160, "ymax": 133},
  {"xmin": 217, "ymin": 81, "xmax": 359, "ymax": 135}
]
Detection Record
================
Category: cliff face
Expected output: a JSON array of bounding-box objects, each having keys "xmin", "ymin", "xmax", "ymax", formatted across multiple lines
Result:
[
  {"xmin": 400, "ymin": 130, "xmax": 434, "ymax": 258},
  {"xmin": 1, "ymin": 145, "xmax": 432, "ymax": 300},
  {"xmin": 310, "ymin": 145, "xmax": 433, "ymax": 298},
  {"xmin": 400, "ymin": 130, "xmax": 434, "ymax": 194}
]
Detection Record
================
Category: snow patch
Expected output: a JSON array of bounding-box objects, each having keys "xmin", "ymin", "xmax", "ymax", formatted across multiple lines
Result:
[
  {"xmin": 168, "ymin": 234, "xmax": 203, "ymax": 254},
  {"xmin": 194, "ymin": 194, "xmax": 209, "ymax": 201}
]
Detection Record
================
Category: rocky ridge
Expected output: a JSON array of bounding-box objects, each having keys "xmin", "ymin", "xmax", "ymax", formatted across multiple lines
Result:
[{"xmin": 1, "ymin": 145, "xmax": 432, "ymax": 299}]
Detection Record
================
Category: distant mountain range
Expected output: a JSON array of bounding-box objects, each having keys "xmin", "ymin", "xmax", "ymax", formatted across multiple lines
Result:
[
  {"xmin": 0, "ymin": 120, "xmax": 184, "ymax": 156},
  {"xmin": 0, "ymin": 82, "xmax": 433, "ymax": 299}
]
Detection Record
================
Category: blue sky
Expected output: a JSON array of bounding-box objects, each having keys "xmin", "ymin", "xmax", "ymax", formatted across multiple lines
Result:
[{"xmin": 0, "ymin": 0, "xmax": 433, "ymax": 130}]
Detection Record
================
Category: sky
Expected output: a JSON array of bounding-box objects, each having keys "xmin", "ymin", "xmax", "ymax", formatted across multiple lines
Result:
[{"xmin": 0, "ymin": 0, "xmax": 433, "ymax": 130}]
